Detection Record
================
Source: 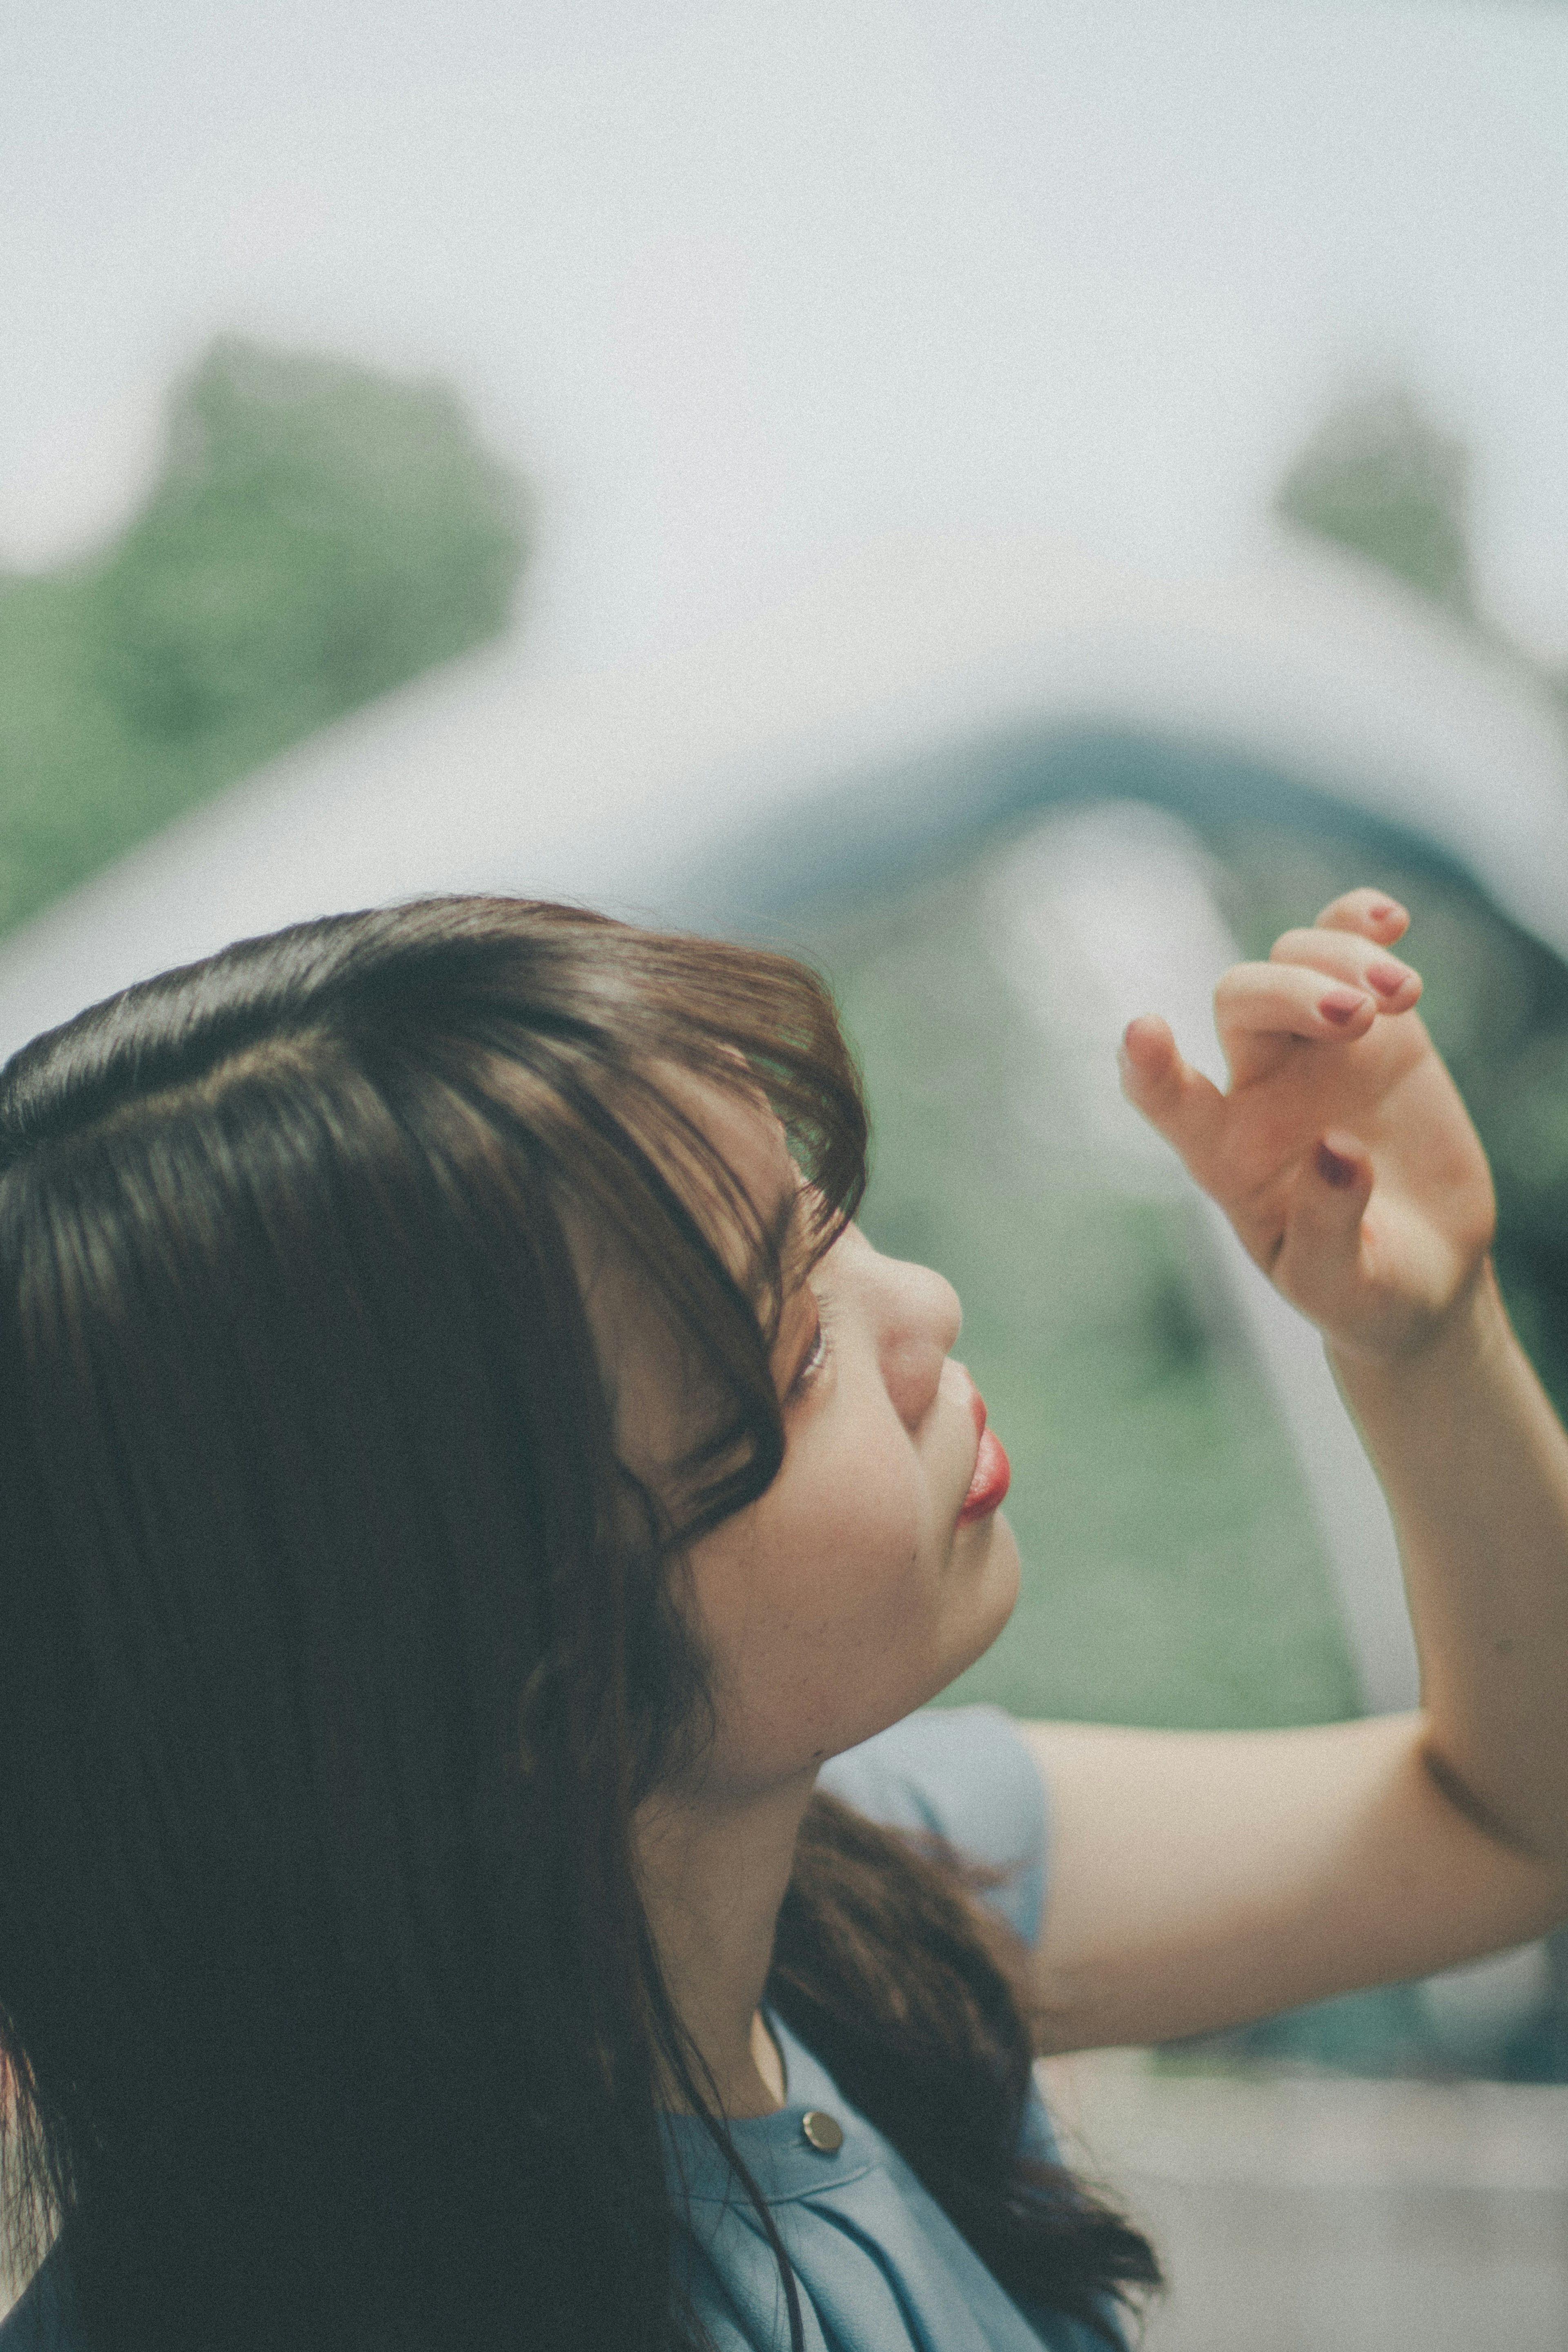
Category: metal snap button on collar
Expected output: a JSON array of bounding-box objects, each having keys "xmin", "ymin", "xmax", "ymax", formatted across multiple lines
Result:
[{"xmin": 800, "ymin": 2109, "xmax": 844, "ymax": 2154}]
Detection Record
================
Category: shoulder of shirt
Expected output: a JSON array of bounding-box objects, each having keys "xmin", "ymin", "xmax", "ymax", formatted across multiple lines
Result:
[
  {"xmin": 0, "ymin": 2243, "xmax": 79, "ymax": 2352},
  {"xmin": 815, "ymin": 1703, "xmax": 1049, "ymax": 1947}
]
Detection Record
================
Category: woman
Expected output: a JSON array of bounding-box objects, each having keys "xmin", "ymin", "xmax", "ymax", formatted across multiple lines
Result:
[{"xmin": 0, "ymin": 887, "xmax": 1564, "ymax": 2352}]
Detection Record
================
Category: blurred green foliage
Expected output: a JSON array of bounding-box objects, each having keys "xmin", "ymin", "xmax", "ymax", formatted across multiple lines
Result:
[
  {"xmin": 0, "ymin": 337, "xmax": 528, "ymax": 936},
  {"xmin": 1275, "ymin": 380, "xmax": 1568, "ymax": 720},
  {"xmin": 1275, "ymin": 386, "xmax": 1476, "ymax": 625}
]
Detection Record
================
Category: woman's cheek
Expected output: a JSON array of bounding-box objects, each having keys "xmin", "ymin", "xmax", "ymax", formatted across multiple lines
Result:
[{"xmin": 802, "ymin": 1431, "xmax": 929, "ymax": 1616}]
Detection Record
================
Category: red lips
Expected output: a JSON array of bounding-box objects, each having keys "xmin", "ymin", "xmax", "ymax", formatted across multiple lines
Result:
[{"xmin": 958, "ymin": 1389, "xmax": 1011, "ymax": 1525}]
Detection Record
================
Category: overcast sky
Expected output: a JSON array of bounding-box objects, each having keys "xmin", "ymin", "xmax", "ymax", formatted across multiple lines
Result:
[{"xmin": 5, "ymin": 1, "xmax": 1567, "ymax": 674}]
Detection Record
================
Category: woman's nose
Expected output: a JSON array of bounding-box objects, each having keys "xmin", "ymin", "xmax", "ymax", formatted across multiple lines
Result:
[{"xmin": 878, "ymin": 1260, "xmax": 962, "ymax": 1431}]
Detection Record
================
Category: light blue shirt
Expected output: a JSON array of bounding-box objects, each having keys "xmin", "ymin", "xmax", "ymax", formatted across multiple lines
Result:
[
  {"xmin": 662, "ymin": 1705, "xmax": 1120, "ymax": 2352},
  {"xmin": 0, "ymin": 1710, "xmax": 1117, "ymax": 2352}
]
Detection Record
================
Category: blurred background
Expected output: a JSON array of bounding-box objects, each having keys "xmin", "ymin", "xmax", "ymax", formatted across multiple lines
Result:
[{"xmin": 4, "ymin": 3, "xmax": 1568, "ymax": 2342}]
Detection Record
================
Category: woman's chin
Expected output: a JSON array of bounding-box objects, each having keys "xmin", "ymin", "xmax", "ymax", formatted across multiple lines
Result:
[{"xmin": 941, "ymin": 1510, "xmax": 1022, "ymax": 1685}]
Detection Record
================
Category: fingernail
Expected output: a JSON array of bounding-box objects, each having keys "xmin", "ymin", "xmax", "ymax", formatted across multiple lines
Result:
[
  {"xmin": 1319, "ymin": 990, "xmax": 1368, "ymax": 1026},
  {"xmin": 1316, "ymin": 1141, "xmax": 1358, "ymax": 1188},
  {"xmin": 1368, "ymin": 901, "xmax": 1397, "ymax": 923},
  {"xmin": 1366, "ymin": 960, "xmax": 1411, "ymax": 998}
]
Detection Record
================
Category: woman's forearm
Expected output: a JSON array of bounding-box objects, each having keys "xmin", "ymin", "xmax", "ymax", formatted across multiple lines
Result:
[{"xmin": 1330, "ymin": 1260, "xmax": 1568, "ymax": 1864}]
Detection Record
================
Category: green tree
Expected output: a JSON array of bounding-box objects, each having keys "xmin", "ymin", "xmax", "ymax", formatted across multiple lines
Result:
[
  {"xmin": 0, "ymin": 338, "xmax": 529, "ymax": 937},
  {"xmin": 1275, "ymin": 386, "xmax": 1475, "ymax": 624}
]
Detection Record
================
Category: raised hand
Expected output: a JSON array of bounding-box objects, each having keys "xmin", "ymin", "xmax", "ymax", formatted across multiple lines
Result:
[{"xmin": 1118, "ymin": 889, "xmax": 1496, "ymax": 1361}]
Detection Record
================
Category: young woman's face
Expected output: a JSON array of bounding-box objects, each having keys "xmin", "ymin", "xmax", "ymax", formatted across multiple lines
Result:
[{"xmin": 610, "ymin": 1078, "xmax": 1021, "ymax": 1801}]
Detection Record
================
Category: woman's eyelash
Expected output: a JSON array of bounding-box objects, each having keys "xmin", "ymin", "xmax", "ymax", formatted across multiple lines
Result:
[{"xmin": 787, "ymin": 1306, "xmax": 831, "ymax": 1400}]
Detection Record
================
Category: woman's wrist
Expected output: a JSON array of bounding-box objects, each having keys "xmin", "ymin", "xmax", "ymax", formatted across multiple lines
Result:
[
  {"xmin": 1325, "ymin": 1254, "xmax": 1510, "ymax": 1392},
  {"xmin": 1338, "ymin": 1258, "xmax": 1568, "ymax": 1861}
]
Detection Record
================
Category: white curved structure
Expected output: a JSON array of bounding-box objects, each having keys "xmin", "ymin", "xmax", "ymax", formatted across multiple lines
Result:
[{"xmin": 0, "ymin": 524, "xmax": 1563, "ymax": 1061}]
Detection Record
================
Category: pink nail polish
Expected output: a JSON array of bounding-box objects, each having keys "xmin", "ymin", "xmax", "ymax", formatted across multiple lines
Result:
[
  {"xmin": 1319, "ymin": 991, "xmax": 1367, "ymax": 1026},
  {"xmin": 1366, "ymin": 961, "xmax": 1409, "ymax": 997}
]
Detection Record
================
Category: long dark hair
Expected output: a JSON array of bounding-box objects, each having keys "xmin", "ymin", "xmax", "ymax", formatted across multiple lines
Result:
[{"xmin": 0, "ymin": 898, "xmax": 1156, "ymax": 2350}]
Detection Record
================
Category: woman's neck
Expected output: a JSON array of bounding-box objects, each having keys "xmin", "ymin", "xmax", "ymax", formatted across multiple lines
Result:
[{"xmin": 633, "ymin": 1768, "xmax": 814, "ymax": 2120}]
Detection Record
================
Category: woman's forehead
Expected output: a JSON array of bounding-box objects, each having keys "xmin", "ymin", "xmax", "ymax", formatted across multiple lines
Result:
[
  {"xmin": 684, "ymin": 1069, "xmax": 791, "ymax": 1188},
  {"xmin": 658, "ymin": 1067, "xmax": 804, "ymax": 1284}
]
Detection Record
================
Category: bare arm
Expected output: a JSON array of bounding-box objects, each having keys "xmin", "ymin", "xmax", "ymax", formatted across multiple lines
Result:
[
  {"xmin": 1333, "ymin": 1262, "xmax": 1568, "ymax": 1863},
  {"xmin": 1019, "ymin": 891, "xmax": 1568, "ymax": 2053}
]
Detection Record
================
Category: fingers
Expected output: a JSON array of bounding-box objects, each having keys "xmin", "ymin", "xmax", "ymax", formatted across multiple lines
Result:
[
  {"xmin": 1129, "ymin": 887, "xmax": 1417, "ymax": 1150},
  {"xmin": 1314, "ymin": 888, "xmax": 1410, "ymax": 945},
  {"xmin": 1231, "ymin": 890, "xmax": 1421, "ymax": 1085},
  {"xmin": 1266, "ymin": 926, "xmax": 1422, "ymax": 1014},
  {"xmin": 1213, "ymin": 959, "xmax": 1386, "ymax": 1082},
  {"xmin": 1121, "ymin": 1002, "xmax": 1379, "ymax": 1293},
  {"xmin": 1118, "ymin": 1015, "xmax": 1226, "ymax": 1165}
]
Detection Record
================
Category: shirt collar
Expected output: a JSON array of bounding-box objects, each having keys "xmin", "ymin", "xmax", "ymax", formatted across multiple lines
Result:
[{"xmin": 661, "ymin": 2011, "xmax": 882, "ymax": 2207}]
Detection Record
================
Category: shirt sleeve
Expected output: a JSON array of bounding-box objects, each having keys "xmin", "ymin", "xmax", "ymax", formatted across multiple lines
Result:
[{"xmin": 815, "ymin": 1704, "xmax": 1049, "ymax": 1948}]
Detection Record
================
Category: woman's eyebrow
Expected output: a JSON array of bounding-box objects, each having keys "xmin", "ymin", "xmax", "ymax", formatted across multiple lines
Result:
[
  {"xmin": 769, "ymin": 1170, "xmax": 825, "ymax": 1297},
  {"xmin": 765, "ymin": 1181, "xmax": 803, "ymax": 1266}
]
